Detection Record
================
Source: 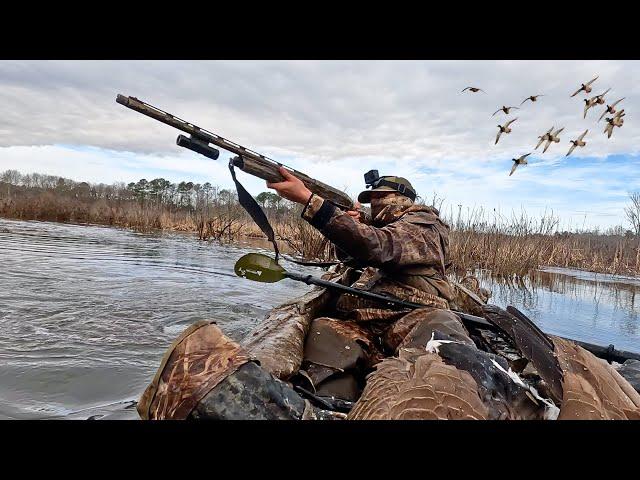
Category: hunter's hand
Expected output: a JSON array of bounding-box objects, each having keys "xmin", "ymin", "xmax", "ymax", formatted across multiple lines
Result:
[
  {"xmin": 267, "ymin": 166, "xmax": 313, "ymax": 204},
  {"xmin": 346, "ymin": 201, "xmax": 362, "ymax": 222}
]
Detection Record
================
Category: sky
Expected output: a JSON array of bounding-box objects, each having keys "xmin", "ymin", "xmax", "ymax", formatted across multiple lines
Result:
[{"xmin": 1, "ymin": 60, "xmax": 639, "ymax": 230}]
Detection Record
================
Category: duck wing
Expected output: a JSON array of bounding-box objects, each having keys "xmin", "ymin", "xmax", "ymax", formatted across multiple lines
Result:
[
  {"xmin": 570, "ymin": 86, "xmax": 583, "ymax": 97},
  {"xmin": 598, "ymin": 87, "xmax": 611, "ymax": 98},
  {"xmin": 480, "ymin": 305, "xmax": 564, "ymax": 404},
  {"xmin": 543, "ymin": 139, "xmax": 552, "ymax": 153},
  {"xmin": 429, "ymin": 333, "xmax": 545, "ymax": 420},
  {"xmin": 495, "ymin": 130, "xmax": 503, "ymax": 144},
  {"xmin": 520, "ymin": 97, "xmax": 531, "ymax": 105},
  {"xmin": 519, "ymin": 152, "xmax": 532, "ymax": 161},
  {"xmin": 553, "ymin": 127, "xmax": 565, "ymax": 136},
  {"xmin": 492, "ymin": 108, "xmax": 501, "ymax": 116},
  {"xmin": 583, "ymin": 103, "xmax": 591, "ymax": 118},
  {"xmin": 605, "ymin": 123, "xmax": 614, "ymax": 138},
  {"xmin": 505, "ymin": 117, "xmax": 518, "ymax": 128},
  {"xmin": 567, "ymin": 143, "xmax": 576, "ymax": 156},
  {"xmin": 461, "ymin": 87, "xmax": 471, "ymax": 92},
  {"xmin": 611, "ymin": 97, "xmax": 625, "ymax": 108},
  {"xmin": 598, "ymin": 108, "xmax": 609, "ymax": 122},
  {"xmin": 509, "ymin": 162, "xmax": 518, "ymax": 176},
  {"xmin": 585, "ymin": 75, "xmax": 599, "ymax": 86},
  {"xmin": 578, "ymin": 129, "xmax": 588, "ymax": 141}
]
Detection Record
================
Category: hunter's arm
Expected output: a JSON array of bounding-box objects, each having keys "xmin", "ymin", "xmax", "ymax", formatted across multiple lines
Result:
[{"xmin": 302, "ymin": 195, "xmax": 445, "ymax": 272}]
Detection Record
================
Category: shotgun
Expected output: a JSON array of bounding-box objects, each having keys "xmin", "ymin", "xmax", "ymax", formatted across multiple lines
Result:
[{"xmin": 115, "ymin": 95, "xmax": 355, "ymax": 210}]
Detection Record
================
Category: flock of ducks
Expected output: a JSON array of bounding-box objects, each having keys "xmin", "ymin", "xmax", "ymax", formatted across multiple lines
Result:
[{"xmin": 462, "ymin": 76, "xmax": 627, "ymax": 176}]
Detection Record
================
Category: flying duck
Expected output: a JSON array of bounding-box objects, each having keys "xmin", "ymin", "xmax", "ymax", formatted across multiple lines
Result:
[
  {"xmin": 543, "ymin": 127, "xmax": 564, "ymax": 153},
  {"xmin": 583, "ymin": 96, "xmax": 600, "ymax": 118},
  {"xmin": 599, "ymin": 98, "xmax": 625, "ymax": 122},
  {"xmin": 604, "ymin": 110, "xmax": 625, "ymax": 138},
  {"xmin": 462, "ymin": 86, "xmax": 486, "ymax": 93},
  {"xmin": 509, "ymin": 153, "xmax": 531, "ymax": 176},
  {"xmin": 492, "ymin": 105, "xmax": 520, "ymax": 116},
  {"xmin": 495, "ymin": 118, "xmax": 518, "ymax": 145},
  {"xmin": 566, "ymin": 130, "xmax": 588, "ymax": 156},
  {"xmin": 593, "ymin": 88, "xmax": 611, "ymax": 105},
  {"xmin": 570, "ymin": 76, "xmax": 599, "ymax": 97},
  {"xmin": 535, "ymin": 126, "xmax": 554, "ymax": 150},
  {"xmin": 520, "ymin": 95, "xmax": 545, "ymax": 105}
]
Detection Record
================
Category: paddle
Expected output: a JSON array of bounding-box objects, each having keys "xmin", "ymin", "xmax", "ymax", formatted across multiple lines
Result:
[
  {"xmin": 234, "ymin": 252, "xmax": 494, "ymax": 329},
  {"xmin": 234, "ymin": 253, "xmax": 640, "ymax": 363}
]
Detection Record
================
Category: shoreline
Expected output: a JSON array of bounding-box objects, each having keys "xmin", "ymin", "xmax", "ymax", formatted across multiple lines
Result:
[{"xmin": 3, "ymin": 214, "xmax": 639, "ymax": 279}]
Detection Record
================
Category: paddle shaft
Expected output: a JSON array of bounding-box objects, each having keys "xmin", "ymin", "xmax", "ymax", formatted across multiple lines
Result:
[
  {"xmin": 284, "ymin": 271, "xmax": 494, "ymax": 329},
  {"xmin": 284, "ymin": 271, "xmax": 640, "ymax": 363}
]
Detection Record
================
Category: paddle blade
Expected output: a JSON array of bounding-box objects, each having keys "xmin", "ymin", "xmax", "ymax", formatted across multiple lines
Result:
[{"xmin": 234, "ymin": 253, "xmax": 287, "ymax": 283}]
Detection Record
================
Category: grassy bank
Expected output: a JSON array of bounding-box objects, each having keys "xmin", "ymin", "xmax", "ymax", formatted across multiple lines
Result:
[
  {"xmin": 445, "ymin": 208, "xmax": 640, "ymax": 277},
  {"xmin": 2, "ymin": 170, "xmax": 639, "ymax": 277}
]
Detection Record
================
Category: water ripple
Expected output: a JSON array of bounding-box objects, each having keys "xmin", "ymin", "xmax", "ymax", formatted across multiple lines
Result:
[{"xmin": 0, "ymin": 218, "xmax": 318, "ymax": 419}]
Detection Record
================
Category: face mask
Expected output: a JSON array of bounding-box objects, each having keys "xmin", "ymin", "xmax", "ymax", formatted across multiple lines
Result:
[{"xmin": 370, "ymin": 193, "xmax": 413, "ymax": 226}]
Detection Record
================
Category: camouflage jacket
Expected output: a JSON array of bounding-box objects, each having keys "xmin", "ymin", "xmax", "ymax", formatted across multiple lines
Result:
[{"xmin": 301, "ymin": 194, "xmax": 455, "ymax": 312}]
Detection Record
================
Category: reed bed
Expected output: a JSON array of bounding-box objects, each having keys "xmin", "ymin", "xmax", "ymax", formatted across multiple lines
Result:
[{"xmin": 446, "ymin": 207, "xmax": 640, "ymax": 278}]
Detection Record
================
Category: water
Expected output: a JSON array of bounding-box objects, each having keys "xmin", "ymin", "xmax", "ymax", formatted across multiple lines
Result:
[
  {"xmin": 0, "ymin": 218, "xmax": 318, "ymax": 419},
  {"xmin": 478, "ymin": 268, "xmax": 640, "ymax": 353},
  {"xmin": 1, "ymin": 218, "xmax": 639, "ymax": 419}
]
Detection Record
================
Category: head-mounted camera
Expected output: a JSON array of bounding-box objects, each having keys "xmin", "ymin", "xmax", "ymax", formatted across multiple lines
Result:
[
  {"xmin": 360, "ymin": 169, "xmax": 416, "ymax": 202},
  {"xmin": 364, "ymin": 169, "xmax": 380, "ymax": 188}
]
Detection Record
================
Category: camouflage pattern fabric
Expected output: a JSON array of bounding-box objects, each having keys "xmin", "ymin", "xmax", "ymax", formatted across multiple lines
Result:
[
  {"xmin": 137, "ymin": 321, "xmax": 250, "ymax": 420},
  {"xmin": 302, "ymin": 194, "xmax": 455, "ymax": 306},
  {"xmin": 335, "ymin": 277, "xmax": 450, "ymax": 321}
]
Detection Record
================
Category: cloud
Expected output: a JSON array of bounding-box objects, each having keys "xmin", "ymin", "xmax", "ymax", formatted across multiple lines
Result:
[{"xmin": 1, "ymin": 60, "xmax": 638, "ymax": 229}]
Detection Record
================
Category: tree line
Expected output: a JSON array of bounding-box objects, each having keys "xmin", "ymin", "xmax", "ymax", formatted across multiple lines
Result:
[{"xmin": 0, "ymin": 169, "xmax": 295, "ymax": 220}]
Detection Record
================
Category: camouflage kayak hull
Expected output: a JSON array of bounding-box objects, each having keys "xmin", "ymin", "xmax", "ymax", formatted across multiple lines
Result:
[{"xmin": 128, "ymin": 269, "xmax": 640, "ymax": 420}]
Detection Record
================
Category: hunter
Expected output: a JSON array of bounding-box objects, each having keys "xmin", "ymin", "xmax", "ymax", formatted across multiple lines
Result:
[{"xmin": 264, "ymin": 167, "xmax": 478, "ymax": 401}]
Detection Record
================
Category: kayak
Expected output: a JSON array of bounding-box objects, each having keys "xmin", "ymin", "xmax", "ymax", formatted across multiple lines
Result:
[
  {"xmin": 244, "ymin": 269, "xmax": 640, "ymax": 400},
  {"xmin": 133, "ymin": 264, "xmax": 640, "ymax": 420}
]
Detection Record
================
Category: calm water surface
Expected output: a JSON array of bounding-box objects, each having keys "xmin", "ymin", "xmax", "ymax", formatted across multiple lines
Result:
[
  {"xmin": 1, "ymin": 218, "xmax": 639, "ymax": 419},
  {"xmin": 479, "ymin": 267, "xmax": 640, "ymax": 352}
]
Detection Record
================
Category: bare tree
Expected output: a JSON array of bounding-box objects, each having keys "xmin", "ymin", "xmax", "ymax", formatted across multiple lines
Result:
[
  {"xmin": 625, "ymin": 191, "xmax": 640, "ymax": 236},
  {"xmin": 1, "ymin": 169, "xmax": 22, "ymax": 198}
]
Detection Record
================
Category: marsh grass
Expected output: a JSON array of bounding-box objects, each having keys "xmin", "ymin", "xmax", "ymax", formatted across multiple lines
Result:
[
  {"xmin": 2, "ymin": 173, "xmax": 639, "ymax": 277},
  {"xmin": 446, "ymin": 207, "xmax": 640, "ymax": 278}
]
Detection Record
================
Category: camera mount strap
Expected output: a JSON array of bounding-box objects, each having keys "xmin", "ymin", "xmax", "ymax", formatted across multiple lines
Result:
[{"xmin": 370, "ymin": 179, "xmax": 416, "ymax": 201}]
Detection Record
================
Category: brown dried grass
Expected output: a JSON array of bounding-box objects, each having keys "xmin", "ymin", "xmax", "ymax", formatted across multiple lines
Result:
[{"xmin": 2, "ymin": 182, "xmax": 639, "ymax": 276}]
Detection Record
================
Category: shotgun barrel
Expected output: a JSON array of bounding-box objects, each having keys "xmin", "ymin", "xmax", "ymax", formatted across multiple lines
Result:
[{"xmin": 116, "ymin": 94, "xmax": 355, "ymax": 210}]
